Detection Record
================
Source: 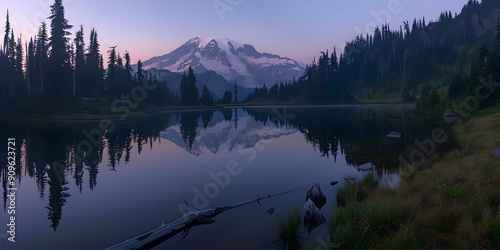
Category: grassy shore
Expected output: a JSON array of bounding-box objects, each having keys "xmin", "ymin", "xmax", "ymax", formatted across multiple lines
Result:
[{"xmin": 320, "ymin": 104, "xmax": 500, "ymax": 249}]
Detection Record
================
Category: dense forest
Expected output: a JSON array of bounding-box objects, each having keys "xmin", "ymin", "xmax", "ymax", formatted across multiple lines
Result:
[
  {"xmin": 0, "ymin": 0, "xmax": 176, "ymax": 114},
  {"xmin": 245, "ymin": 0, "xmax": 500, "ymax": 110},
  {"xmin": 2, "ymin": 0, "xmax": 500, "ymax": 114}
]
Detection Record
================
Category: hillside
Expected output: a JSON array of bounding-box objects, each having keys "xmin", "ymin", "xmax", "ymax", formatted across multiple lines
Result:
[{"xmin": 244, "ymin": 0, "xmax": 500, "ymax": 105}]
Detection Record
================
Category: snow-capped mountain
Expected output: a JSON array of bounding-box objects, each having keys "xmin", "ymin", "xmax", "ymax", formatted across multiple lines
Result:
[
  {"xmin": 141, "ymin": 36, "xmax": 306, "ymax": 89},
  {"xmin": 160, "ymin": 111, "xmax": 297, "ymax": 156}
]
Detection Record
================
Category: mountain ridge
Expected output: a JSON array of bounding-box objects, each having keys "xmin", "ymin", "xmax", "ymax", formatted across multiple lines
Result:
[{"xmin": 139, "ymin": 36, "xmax": 306, "ymax": 89}]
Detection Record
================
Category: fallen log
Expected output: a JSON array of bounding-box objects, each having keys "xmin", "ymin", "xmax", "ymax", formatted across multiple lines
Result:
[{"xmin": 105, "ymin": 187, "xmax": 302, "ymax": 250}]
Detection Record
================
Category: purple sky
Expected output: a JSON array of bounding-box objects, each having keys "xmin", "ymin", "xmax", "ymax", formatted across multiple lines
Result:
[{"xmin": 2, "ymin": 0, "xmax": 470, "ymax": 63}]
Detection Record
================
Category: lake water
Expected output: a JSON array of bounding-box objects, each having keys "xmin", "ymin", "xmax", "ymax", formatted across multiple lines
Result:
[{"xmin": 0, "ymin": 105, "xmax": 455, "ymax": 249}]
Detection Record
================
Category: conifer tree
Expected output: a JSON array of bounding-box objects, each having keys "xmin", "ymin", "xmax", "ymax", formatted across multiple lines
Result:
[
  {"xmin": 179, "ymin": 67, "xmax": 199, "ymax": 106},
  {"xmin": 122, "ymin": 51, "xmax": 133, "ymax": 94},
  {"xmin": 220, "ymin": 90, "xmax": 232, "ymax": 104},
  {"xmin": 7, "ymin": 29, "xmax": 15, "ymax": 68},
  {"xmin": 27, "ymin": 38, "xmax": 35, "ymax": 98},
  {"xmin": 47, "ymin": 0, "xmax": 73, "ymax": 104},
  {"xmin": 124, "ymin": 51, "xmax": 133, "ymax": 81},
  {"xmin": 234, "ymin": 82, "xmax": 238, "ymax": 103},
  {"xmin": 200, "ymin": 85, "xmax": 214, "ymax": 106},
  {"xmin": 15, "ymin": 36, "xmax": 23, "ymax": 76},
  {"xmin": 136, "ymin": 60, "xmax": 144, "ymax": 84},
  {"xmin": 83, "ymin": 28, "xmax": 102, "ymax": 97},
  {"xmin": 74, "ymin": 25, "xmax": 85, "ymax": 96},
  {"xmin": 187, "ymin": 66, "xmax": 199, "ymax": 105},
  {"xmin": 179, "ymin": 72, "xmax": 189, "ymax": 105},
  {"xmin": 106, "ymin": 46, "xmax": 118, "ymax": 97},
  {"xmin": 35, "ymin": 21, "xmax": 49, "ymax": 96},
  {"xmin": 3, "ymin": 10, "xmax": 9, "ymax": 52}
]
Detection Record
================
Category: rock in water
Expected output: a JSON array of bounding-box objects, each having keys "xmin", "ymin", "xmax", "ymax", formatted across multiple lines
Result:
[
  {"xmin": 358, "ymin": 162, "xmax": 374, "ymax": 171},
  {"xmin": 304, "ymin": 198, "xmax": 326, "ymax": 232},
  {"xmin": 306, "ymin": 183, "xmax": 327, "ymax": 209},
  {"xmin": 492, "ymin": 148, "xmax": 500, "ymax": 158},
  {"xmin": 267, "ymin": 208, "xmax": 275, "ymax": 215},
  {"xmin": 443, "ymin": 112, "xmax": 458, "ymax": 120},
  {"xmin": 386, "ymin": 131, "xmax": 402, "ymax": 138}
]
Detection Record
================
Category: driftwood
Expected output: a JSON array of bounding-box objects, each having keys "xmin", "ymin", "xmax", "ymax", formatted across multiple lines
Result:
[{"xmin": 105, "ymin": 187, "xmax": 301, "ymax": 250}]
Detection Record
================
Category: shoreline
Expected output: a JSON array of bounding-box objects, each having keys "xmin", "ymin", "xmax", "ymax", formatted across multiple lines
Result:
[
  {"xmin": 0, "ymin": 103, "xmax": 415, "ymax": 122},
  {"xmin": 322, "ymin": 103, "xmax": 500, "ymax": 249}
]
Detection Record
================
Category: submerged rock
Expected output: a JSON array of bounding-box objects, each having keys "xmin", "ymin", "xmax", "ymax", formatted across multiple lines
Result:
[
  {"xmin": 306, "ymin": 183, "xmax": 327, "ymax": 209},
  {"xmin": 304, "ymin": 198, "xmax": 326, "ymax": 232},
  {"xmin": 267, "ymin": 208, "xmax": 275, "ymax": 215}
]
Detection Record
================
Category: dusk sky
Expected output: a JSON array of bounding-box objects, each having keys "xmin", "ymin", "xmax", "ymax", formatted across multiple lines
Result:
[{"xmin": 3, "ymin": 0, "xmax": 470, "ymax": 64}]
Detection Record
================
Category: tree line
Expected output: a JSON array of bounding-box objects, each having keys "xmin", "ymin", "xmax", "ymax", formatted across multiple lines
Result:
[
  {"xmin": 2, "ymin": 0, "xmax": 500, "ymax": 113},
  {"xmin": 246, "ymin": 0, "xmax": 500, "ymax": 110},
  {"xmin": 179, "ymin": 65, "xmax": 239, "ymax": 106},
  {"xmin": 0, "ymin": 0, "xmax": 176, "ymax": 114},
  {"xmin": 0, "ymin": 0, "xmax": 241, "ymax": 114}
]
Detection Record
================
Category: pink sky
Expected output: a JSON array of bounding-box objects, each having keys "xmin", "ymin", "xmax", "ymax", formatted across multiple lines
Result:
[{"xmin": 2, "ymin": 0, "xmax": 470, "ymax": 63}]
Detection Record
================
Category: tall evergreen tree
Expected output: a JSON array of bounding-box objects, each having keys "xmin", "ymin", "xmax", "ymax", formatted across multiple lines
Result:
[
  {"xmin": 47, "ymin": 0, "xmax": 73, "ymax": 104},
  {"xmin": 200, "ymin": 85, "xmax": 214, "ymax": 106},
  {"xmin": 120, "ymin": 51, "xmax": 133, "ymax": 95},
  {"xmin": 3, "ymin": 10, "xmax": 9, "ymax": 52},
  {"xmin": 27, "ymin": 38, "xmax": 35, "ymax": 98},
  {"xmin": 74, "ymin": 25, "xmax": 85, "ymax": 96},
  {"xmin": 179, "ymin": 72, "xmax": 189, "ymax": 105},
  {"xmin": 34, "ymin": 21, "xmax": 49, "ymax": 96},
  {"xmin": 123, "ymin": 51, "xmax": 133, "ymax": 82},
  {"xmin": 220, "ymin": 90, "xmax": 232, "ymax": 104},
  {"xmin": 136, "ymin": 60, "xmax": 144, "ymax": 84},
  {"xmin": 83, "ymin": 28, "xmax": 102, "ymax": 97},
  {"xmin": 15, "ymin": 36, "xmax": 23, "ymax": 76},
  {"xmin": 187, "ymin": 66, "xmax": 199, "ymax": 105},
  {"xmin": 7, "ymin": 29, "xmax": 15, "ymax": 68},
  {"xmin": 106, "ymin": 46, "xmax": 118, "ymax": 97},
  {"xmin": 180, "ymin": 67, "xmax": 199, "ymax": 106},
  {"xmin": 234, "ymin": 82, "xmax": 238, "ymax": 103}
]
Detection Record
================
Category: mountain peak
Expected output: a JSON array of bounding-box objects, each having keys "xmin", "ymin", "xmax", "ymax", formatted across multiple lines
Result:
[{"xmin": 141, "ymin": 36, "xmax": 306, "ymax": 89}]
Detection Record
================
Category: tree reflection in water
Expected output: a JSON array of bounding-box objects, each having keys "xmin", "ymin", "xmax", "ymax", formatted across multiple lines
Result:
[{"xmin": 0, "ymin": 106, "xmax": 454, "ymax": 231}]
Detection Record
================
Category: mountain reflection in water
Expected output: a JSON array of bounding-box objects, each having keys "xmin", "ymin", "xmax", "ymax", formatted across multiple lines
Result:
[{"xmin": 0, "ymin": 105, "xmax": 455, "ymax": 249}]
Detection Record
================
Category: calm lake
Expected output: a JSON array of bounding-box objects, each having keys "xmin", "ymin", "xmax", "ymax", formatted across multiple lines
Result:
[{"xmin": 0, "ymin": 105, "xmax": 455, "ymax": 249}]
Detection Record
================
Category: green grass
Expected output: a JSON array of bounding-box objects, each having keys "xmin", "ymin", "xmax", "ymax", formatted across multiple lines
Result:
[{"xmin": 278, "ymin": 209, "xmax": 301, "ymax": 250}]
